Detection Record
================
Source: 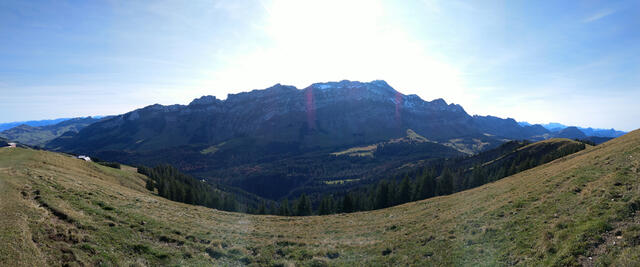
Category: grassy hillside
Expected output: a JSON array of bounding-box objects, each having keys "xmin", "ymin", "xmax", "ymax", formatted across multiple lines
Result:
[{"xmin": 1, "ymin": 130, "xmax": 640, "ymax": 266}]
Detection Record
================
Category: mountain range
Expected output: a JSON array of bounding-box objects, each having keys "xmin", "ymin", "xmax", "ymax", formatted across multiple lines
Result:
[
  {"xmin": 27, "ymin": 80, "xmax": 613, "ymax": 200},
  {"xmin": 0, "ymin": 118, "xmax": 70, "ymax": 131},
  {"xmin": 46, "ymin": 80, "xmax": 596, "ymax": 153},
  {"xmin": 0, "ymin": 81, "xmax": 621, "ymax": 151},
  {"xmin": 0, "ymin": 117, "xmax": 103, "ymax": 146},
  {"xmin": 0, "ymin": 80, "xmax": 624, "ymax": 201},
  {"xmin": 518, "ymin": 121, "xmax": 626, "ymax": 138}
]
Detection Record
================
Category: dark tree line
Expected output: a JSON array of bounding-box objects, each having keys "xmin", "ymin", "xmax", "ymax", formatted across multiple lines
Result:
[
  {"xmin": 202, "ymin": 138, "xmax": 460, "ymax": 200},
  {"xmin": 246, "ymin": 194, "xmax": 313, "ymax": 216},
  {"xmin": 268, "ymin": 139, "xmax": 586, "ymax": 216},
  {"xmin": 138, "ymin": 165, "xmax": 238, "ymax": 212},
  {"xmin": 97, "ymin": 161, "xmax": 121, "ymax": 169},
  {"xmin": 137, "ymin": 139, "xmax": 585, "ymax": 217},
  {"xmin": 575, "ymin": 139, "xmax": 596, "ymax": 146}
]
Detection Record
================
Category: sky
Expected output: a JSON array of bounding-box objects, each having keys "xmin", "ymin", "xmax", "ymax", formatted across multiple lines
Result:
[{"xmin": 1, "ymin": 0, "xmax": 639, "ymax": 131}]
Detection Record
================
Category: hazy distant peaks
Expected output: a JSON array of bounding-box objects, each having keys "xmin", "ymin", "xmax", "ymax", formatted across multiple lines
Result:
[{"xmin": 518, "ymin": 121, "xmax": 625, "ymax": 138}]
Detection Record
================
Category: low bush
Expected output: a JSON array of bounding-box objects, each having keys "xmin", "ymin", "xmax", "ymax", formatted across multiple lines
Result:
[{"xmin": 98, "ymin": 162, "xmax": 121, "ymax": 169}]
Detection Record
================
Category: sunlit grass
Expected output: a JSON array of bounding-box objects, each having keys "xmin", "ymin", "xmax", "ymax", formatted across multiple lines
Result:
[{"xmin": 1, "ymin": 129, "xmax": 639, "ymax": 265}]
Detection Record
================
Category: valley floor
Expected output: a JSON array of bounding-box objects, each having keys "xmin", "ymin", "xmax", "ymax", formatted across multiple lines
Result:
[{"xmin": 1, "ymin": 130, "xmax": 640, "ymax": 266}]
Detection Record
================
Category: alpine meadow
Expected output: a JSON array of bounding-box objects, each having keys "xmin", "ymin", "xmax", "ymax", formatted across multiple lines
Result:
[{"xmin": 1, "ymin": 1, "xmax": 639, "ymax": 266}]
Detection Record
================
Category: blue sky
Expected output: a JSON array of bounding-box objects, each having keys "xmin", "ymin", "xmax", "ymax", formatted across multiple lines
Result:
[{"xmin": 1, "ymin": 0, "xmax": 639, "ymax": 131}]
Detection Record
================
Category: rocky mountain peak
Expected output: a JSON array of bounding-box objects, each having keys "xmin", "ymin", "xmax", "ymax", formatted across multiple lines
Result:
[
  {"xmin": 189, "ymin": 95, "xmax": 220, "ymax": 106},
  {"xmin": 310, "ymin": 80, "xmax": 397, "ymax": 94},
  {"xmin": 265, "ymin": 83, "xmax": 298, "ymax": 92},
  {"xmin": 426, "ymin": 98, "xmax": 465, "ymax": 113}
]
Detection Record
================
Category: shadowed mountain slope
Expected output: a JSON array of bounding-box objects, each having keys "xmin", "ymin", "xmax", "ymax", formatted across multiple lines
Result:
[
  {"xmin": 44, "ymin": 81, "xmax": 557, "ymax": 199},
  {"xmin": 47, "ymin": 81, "xmax": 490, "ymax": 153},
  {"xmin": 554, "ymin": 126, "xmax": 588, "ymax": 140}
]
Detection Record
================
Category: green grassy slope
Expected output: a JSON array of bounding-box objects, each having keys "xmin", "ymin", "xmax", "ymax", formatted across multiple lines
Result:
[{"xmin": 1, "ymin": 130, "xmax": 639, "ymax": 266}]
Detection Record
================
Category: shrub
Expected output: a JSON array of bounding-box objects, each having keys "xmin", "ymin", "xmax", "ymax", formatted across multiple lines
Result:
[
  {"xmin": 98, "ymin": 162, "xmax": 121, "ymax": 169},
  {"xmin": 131, "ymin": 244, "xmax": 151, "ymax": 254},
  {"xmin": 206, "ymin": 247, "xmax": 225, "ymax": 259}
]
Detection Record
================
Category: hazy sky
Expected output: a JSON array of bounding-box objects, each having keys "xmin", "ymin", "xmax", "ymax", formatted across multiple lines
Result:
[{"xmin": 1, "ymin": 0, "xmax": 639, "ymax": 131}]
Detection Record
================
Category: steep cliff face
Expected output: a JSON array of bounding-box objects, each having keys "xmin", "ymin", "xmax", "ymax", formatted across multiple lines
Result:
[{"xmin": 49, "ymin": 80, "xmax": 486, "ymax": 153}]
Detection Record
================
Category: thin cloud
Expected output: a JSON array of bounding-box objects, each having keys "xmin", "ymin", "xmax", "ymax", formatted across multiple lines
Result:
[{"xmin": 583, "ymin": 9, "xmax": 615, "ymax": 23}]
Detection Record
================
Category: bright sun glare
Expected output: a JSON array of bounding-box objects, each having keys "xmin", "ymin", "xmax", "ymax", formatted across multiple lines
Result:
[{"xmin": 203, "ymin": 0, "xmax": 466, "ymax": 104}]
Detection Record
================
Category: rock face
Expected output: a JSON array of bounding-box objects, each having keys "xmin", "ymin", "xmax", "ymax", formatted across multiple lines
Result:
[
  {"xmin": 47, "ymin": 80, "xmax": 557, "ymax": 154},
  {"xmin": 48, "ymin": 80, "xmax": 488, "ymax": 152}
]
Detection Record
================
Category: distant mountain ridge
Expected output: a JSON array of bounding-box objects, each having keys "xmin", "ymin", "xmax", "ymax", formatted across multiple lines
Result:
[
  {"xmin": 554, "ymin": 126, "xmax": 587, "ymax": 139},
  {"xmin": 0, "ymin": 118, "xmax": 70, "ymax": 131},
  {"xmin": 518, "ymin": 121, "xmax": 625, "ymax": 138},
  {"xmin": 48, "ymin": 80, "xmax": 557, "ymax": 157},
  {"xmin": 0, "ymin": 117, "xmax": 104, "ymax": 146},
  {"xmin": 472, "ymin": 115, "xmax": 549, "ymax": 140}
]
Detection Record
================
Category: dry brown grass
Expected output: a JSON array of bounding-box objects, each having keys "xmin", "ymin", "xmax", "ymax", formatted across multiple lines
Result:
[{"xmin": 1, "ymin": 129, "xmax": 639, "ymax": 266}]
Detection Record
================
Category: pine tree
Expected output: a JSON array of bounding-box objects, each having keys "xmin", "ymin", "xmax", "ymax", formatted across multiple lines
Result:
[
  {"xmin": 279, "ymin": 199, "xmax": 291, "ymax": 216},
  {"xmin": 145, "ymin": 178, "xmax": 154, "ymax": 191},
  {"xmin": 318, "ymin": 195, "xmax": 334, "ymax": 215},
  {"xmin": 436, "ymin": 168, "xmax": 453, "ymax": 196},
  {"xmin": 295, "ymin": 194, "xmax": 312, "ymax": 216},
  {"xmin": 207, "ymin": 194, "xmax": 220, "ymax": 209},
  {"xmin": 222, "ymin": 195, "xmax": 236, "ymax": 211},
  {"xmin": 470, "ymin": 165, "xmax": 483, "ymax": 188},
  {"xmin": 352, "ymin": 192, "xmax": 364, "ymax": 211},
  {"xmin": 160, "ymin": 182, "xmax": 170, "ymax": 199},
  {"xmin": 415, "ymin": 170, "xmax": 436, "ymax": 200},
  {"xmin": 175, "ymin": 182, "xmax": 186, "ymax": 202},
  {"xmin": 397, "ymin": 176, "xmax": 411, "ymax": 204},
  {"xmin": 375, "ymin": 181, "xmax": 389, "ymax": 209},
  {"xmin": 342, "ymin": 193, "xmax": 354, "ymax": 213},
  {"xmin": 452, "ymin": 171, "xmax": 466, "ymax": 192},
  {"xmin": 387, "ymin": 180, "xmax": 397, "ymax": 206},
  {"xmin": 257, "ymin": 201, "xmax": 266, "ymax": 215},
  {"xmin": 185, "ymin": 187, "xmax": 194, "ymax": 204},
  {"xmin": 267, "ymin": 203, "xmax": 275, "ymax": 215}
]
